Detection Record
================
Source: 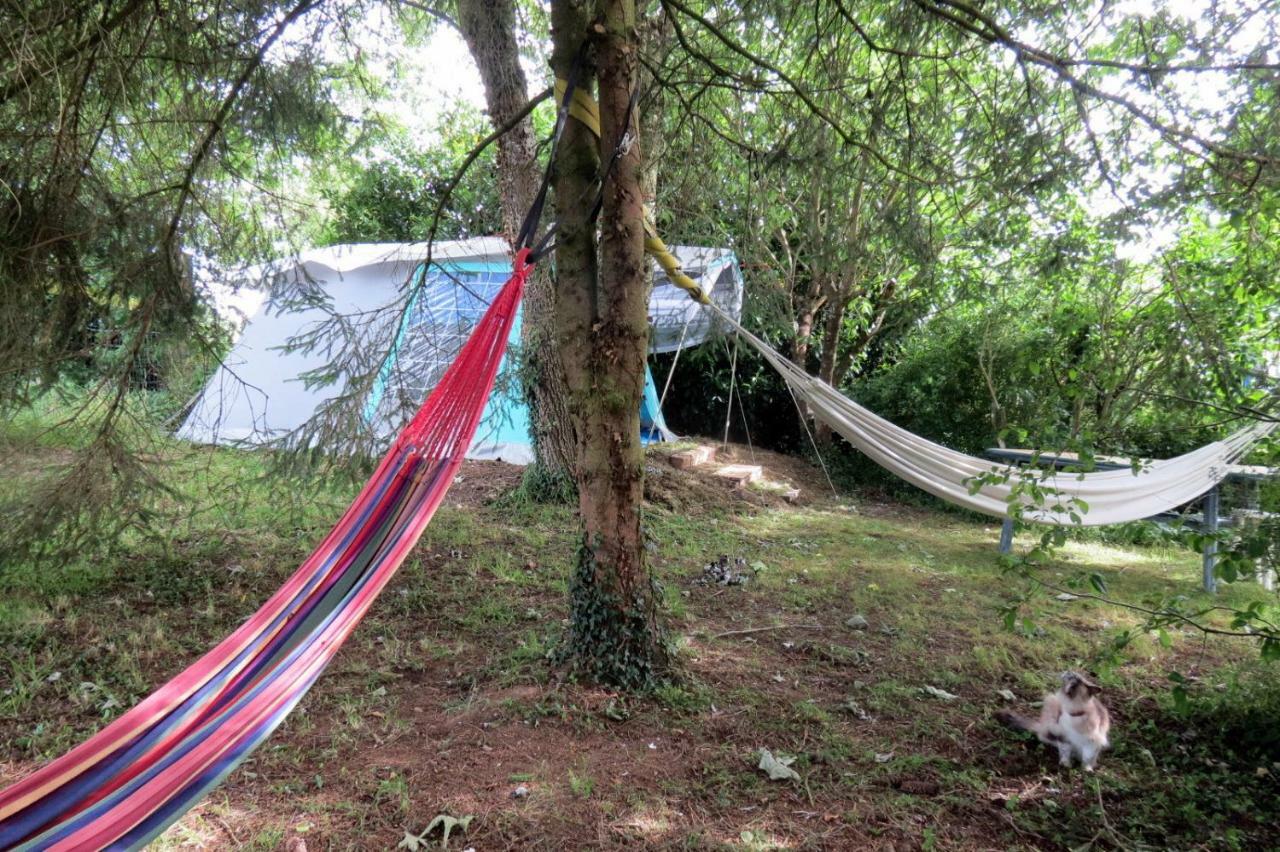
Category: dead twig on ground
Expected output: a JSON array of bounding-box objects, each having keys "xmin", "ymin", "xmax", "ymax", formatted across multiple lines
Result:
[{"xmin": 712, "ymin": 623, "xmax": 823, "ymax": 638}]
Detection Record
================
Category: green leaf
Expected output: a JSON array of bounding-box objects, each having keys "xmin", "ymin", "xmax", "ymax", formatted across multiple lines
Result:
[
  {"xmin": 1088, "ymin": 572, "xmax": 1107, "ymax": 594},
  {"xmin": 417, "ymin": 814, "xmax": 474, "ymax": 849},
  {"xmin": 398, "ymin": 832, "xmax": 425, "ymax": 852}
]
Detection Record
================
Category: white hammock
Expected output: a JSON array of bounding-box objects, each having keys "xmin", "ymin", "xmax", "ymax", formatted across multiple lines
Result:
[{"xmin": 710, "ymin": 306, "xmax": 1275, "ymax": 526}]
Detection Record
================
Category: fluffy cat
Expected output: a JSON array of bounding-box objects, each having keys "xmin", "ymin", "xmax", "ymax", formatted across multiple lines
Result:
[{"xmin": 996, "ymin": 671, "xmax": 1111, "ymax": 770}]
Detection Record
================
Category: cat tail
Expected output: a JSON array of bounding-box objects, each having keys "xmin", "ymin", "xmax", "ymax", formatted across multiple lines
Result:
[
  {"xmin": 994, "ymin": 710, "xmax": 1037, "ymax": 733},
  {"xmin": 995, "ymin": 710, "xmax": 1064, "ymax": 743}
]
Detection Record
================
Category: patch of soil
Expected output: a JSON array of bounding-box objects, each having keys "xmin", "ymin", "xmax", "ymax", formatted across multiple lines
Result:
[
  {"xmin": 645, "ymin": 440, "xmax": 836, "ymax": 512},
  {"xmin": 436, "ymin": 441, "xmax": 838, "ymax": 516},
  {"xmin": 445, "ymin": 459, "xmax": 525, "ymax": 507}
]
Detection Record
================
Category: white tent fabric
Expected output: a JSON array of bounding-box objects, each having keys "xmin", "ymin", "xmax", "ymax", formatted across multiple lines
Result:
[
  {"xmin": 647, "ymin": 246, "xmax": 742, "ymax": 354},
  {"xmin": 178, "ymin": 241, "xmax": 743, "ymax": 459},
  {"xmin": 710, "ymin": 305, "xmax": 1275, "ymax": 526}
]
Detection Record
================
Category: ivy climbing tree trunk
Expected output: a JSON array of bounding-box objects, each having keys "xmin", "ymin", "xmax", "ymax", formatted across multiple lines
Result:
[
  {"xmin": 457, "ymin": 0, "xmax": 577, "ymax": 485},
  {"xmin": 551, "ymin": 0, "xmax": 667, "ymax": 688}
]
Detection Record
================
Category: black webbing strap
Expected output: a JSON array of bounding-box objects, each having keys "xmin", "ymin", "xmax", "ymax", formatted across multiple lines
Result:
[
  {"xmin": 534, "ymin": 83, "xmax": 642, "ymax": 263},
  {"xmin": 517, "ymin": 50, "xmax": 645, "ymax": 265},
  {"xmin": 585, "ymin": 85, "xmax": 640, "ymax": 227},
  {"xmin": 515, "ymin": 45, "xmax": 588, "ymax": 256}
]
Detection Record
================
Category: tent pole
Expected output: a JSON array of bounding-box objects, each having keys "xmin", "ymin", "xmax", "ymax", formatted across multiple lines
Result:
[{"xmin": 722, "ymin": 333, "xmax": 738, "ymax": 448}]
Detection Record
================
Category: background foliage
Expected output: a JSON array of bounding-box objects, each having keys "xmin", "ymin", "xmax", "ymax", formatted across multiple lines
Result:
[{"xmin": 0, "ymin": 0, "xmax": 1276, "ymax": 639}]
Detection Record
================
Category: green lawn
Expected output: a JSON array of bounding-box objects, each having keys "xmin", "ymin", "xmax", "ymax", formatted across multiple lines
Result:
[{"xmin": 2, "ymin": 420, "xmax": 1278, "ymax": 850}]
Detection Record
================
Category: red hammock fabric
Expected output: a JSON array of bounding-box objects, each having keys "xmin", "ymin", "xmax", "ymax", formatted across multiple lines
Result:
[{"xmin": 0, "ymin": 252, "xmax": 531, "ymax": 851}]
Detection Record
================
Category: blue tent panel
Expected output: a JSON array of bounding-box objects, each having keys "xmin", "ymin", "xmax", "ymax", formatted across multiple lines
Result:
[
  {"xmin": 640, "ymin": 363, "xmax": 670, "ymax": 443},
  {"xmin": 470, "ymin": 310, "xmax": 535, "ymax": 459},
  {"xmin": 367, "ymin": 261, "xmax": 674, "ymax": 464}
]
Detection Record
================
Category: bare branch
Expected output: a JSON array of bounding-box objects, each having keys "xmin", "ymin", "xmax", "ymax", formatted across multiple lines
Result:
[
  {"xmin": 660, "ymin": 0, "xmax": 934, "ymax": 185},
  {"xmin": 0, "ymin": 0, "xmax": 148, "ymax": 107},
  {"xmin": 395, "ymin": 0, "xmax": 461, "ymax": 32},
  {"xmin": 165, "ymin": 0, "xmax": 322, "ymax": 266}
]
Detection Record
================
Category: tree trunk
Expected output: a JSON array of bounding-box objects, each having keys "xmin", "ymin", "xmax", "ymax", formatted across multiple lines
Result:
[
  {"xmin": 791, "ymin": 304, "xmax": 816, "ymax": 367},
  {"xmin": 836, "ymin": 277, "xmax": 896, "ymax": 387},
  {"xmin": 551, "ymin": 0, "xmax": 666, "ymax": 689},
  {"xmin": 814, "ymin": 299, "xmax": 845, "ymax": 444},
  {"xmin": 637, "ymin": 3, "xmax": 672, "ymax": 204},
  {"xmin": 813, "ymin": 274, "xmax": 897, "ymax": 445},
  {"xmin": 457, "ymin": 0, "xmax": 576, "ymax": 485}
]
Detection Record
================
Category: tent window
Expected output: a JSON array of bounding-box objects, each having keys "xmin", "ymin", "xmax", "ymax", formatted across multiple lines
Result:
[{"xmin": 389, "ymin": 266, "xmax": 512, "ymax": 407}]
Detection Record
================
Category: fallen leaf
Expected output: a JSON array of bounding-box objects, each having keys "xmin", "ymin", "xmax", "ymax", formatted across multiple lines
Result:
[
  {"xmin": 921, "ymin": 685, "xmax": 959, "ymax": 701},
  {"xmin": 757, "ymin": 748, "xmax": 800, "ymax": 781}
]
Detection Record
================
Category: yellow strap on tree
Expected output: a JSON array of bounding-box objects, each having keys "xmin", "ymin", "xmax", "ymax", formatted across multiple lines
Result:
[
  {"xmin": 644, "ymin": 228, "xmax": 710, "ymax": 305},
  {"xmin": 553, "ymin": 78, "xmax": 602, "ymax": 138},
  {"xmin": 552, "ymin": 77, "xmax": 710, "ymax": 306}
]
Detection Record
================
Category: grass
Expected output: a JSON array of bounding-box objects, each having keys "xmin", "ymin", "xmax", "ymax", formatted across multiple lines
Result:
[{"xmin": 2, "ymin": 412, "xmax": 1279, "ymax": 850}]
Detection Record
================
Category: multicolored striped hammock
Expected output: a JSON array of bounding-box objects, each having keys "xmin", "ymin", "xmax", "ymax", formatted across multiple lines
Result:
[{"xmin": 0, "ymin": 252, "xmax": 531, "ymax": 850}]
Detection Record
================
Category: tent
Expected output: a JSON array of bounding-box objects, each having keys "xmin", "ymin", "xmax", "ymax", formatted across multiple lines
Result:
[{"xmin": 178, "ymin": 238, "xmax": 743, "ymax": 464}]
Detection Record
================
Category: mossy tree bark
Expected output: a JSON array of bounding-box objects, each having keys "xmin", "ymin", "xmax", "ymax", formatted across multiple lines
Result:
[
  {"xmin": 550, "ymin": 0, "xmax": 667, "ymax": 689},
  {"xmin": 457, "ymin": 0, "xmax": 577, "ymax": 484}
]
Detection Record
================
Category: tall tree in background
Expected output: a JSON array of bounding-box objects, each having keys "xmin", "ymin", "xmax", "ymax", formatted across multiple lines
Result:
[
  {"xmin": 639, "ymin": 0, "xmax": 1276, "ymax": 449},
  {"xmin": 0, "ymin": 0, "xmax": 352, "ymax": 562},
  {"xmin": 455, "ymin": 0, "xmax": 578, "ymax": 484},
  {"xmin": 320, "ymin": 106, "xmax": 505, "ymax": 243},
  {"xmin": 550, "ymin": 0, "xmax": 668, "ymax": 686}
]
